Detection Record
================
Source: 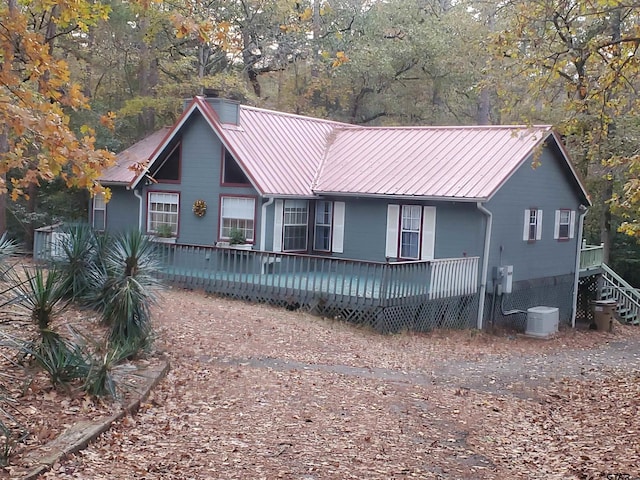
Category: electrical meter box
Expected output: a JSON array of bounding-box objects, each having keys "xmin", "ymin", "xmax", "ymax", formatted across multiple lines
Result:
[
  {"xmin": 495, "ymin": 265, "xmax": 513, "ymax": 295},
  {"xmin": 525, "ymin": 306, "xmax": 559, "ymax": 338}
]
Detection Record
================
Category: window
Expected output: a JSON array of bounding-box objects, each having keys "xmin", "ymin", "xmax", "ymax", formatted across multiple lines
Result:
[
  {"xmin": 222, "ymin": 149, "xmax": 250, "ymax": 184},
  {"xmin": 220, "ymin": 196, "xmax": 255, "ymax": 242},
  {"xmin": 554, "ymin": 209, "xmax": 575, "ymax": 240},
  {"xmin": 283, "ymin": 200, "xmax": 308, "ymax": 251},
  {"xmin": 314, "ymin": 201, "xmax": 333, "ymax": 251},
  {"xmin": 152, "ymin": 143, "xmax": 180, "ymax": 182},
  {"xmin": 400, "ymin": 205, "xmax": 422, "ymax": 259},
  {"xmin": 92, "ymin": 193, "xmax": 106, "ymax": 231},
  {"xmin": 385, "ymin": 205, "xmax": 436, "ymax": 260},
  {"xmin": 148, "ymin": 192, "xmax": 179, "ymax": 236},
  {"xmin": 523, "ymin": 208, "xmax": 543, "ymax": 242}
]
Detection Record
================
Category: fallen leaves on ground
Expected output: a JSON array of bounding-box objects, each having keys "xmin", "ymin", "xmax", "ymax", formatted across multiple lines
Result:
[{"xmin": 3, "ymin": 286, "xmax": 640, "ymax": 479}]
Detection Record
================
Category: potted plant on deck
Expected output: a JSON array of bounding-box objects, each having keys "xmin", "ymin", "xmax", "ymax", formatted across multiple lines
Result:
[{"xmin": 228, "ymin": 228, "xmax": 252, "ymax": 250}]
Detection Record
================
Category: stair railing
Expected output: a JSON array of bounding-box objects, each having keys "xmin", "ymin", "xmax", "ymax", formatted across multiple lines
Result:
[{"xmin": 601, "ymin": 263, "xmax": 640, "ymax": 324}]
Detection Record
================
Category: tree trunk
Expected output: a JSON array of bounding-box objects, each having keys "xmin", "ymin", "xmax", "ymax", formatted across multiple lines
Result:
[{"xmin": 600, "ymin": 8, "xmax": 622, "ymax": 264}]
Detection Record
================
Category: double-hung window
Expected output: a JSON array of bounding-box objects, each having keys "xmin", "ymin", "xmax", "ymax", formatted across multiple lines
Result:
[
  {"xmin": 314, "ymin": 201, "xmax": 333, "ymax": 251},
  {"xmin": 220, "ymin": 196, "xmax": 255, "ymax": 242},
  {"xmin": 92, "ymin": 193, "xmax": 106, "ymax": 231},
  {"xmin": 148, "ymin": 192, "xmax": 179, "ymax": 236},
  {"xmin": 554, "ymin": 209, "xmax": 575, "ymax": 240},
  {"xmin": 283, "ymin": 200, "xmax": 308, "ymax": 251},
  {"xmin": 385, "ymin": 204, "xmax": 436, "ymax": 260},
  {"xmin": 523, "ymin": 208, "xmax": 543, "ymax": 242},
  {"xmin": 400, "ymin": 205, "xmax": 422, "ymax": 259}
]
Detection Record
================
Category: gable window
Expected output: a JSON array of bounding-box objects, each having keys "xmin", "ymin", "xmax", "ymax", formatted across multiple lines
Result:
[
  {"xmin": 148, "ymin": 192, "xmax": 179, "ymax": 236},
  {"xmin": 92, "ymin": 193, "xmax": 106, "ymax": 231},
  {"xmin": 222, "ymin": 148, "xmax": 250, "ymax": 185},
  {"xmin": 152, "ymin": 143, "xmax": 180, "ymax": 182},
  {"xmin": 385, "ymin": 205, "xmax": 436, "ymax": 261},
  {"xmin": 523, "ymin": 208, "xmax": 543, "ymax": 242},
  {"xmin": 283, "ymin": 200, "xmax": 308, "ymax": 251},
  {"xmin": 314, "ymin": 201, "xmax": 333, "ymax": 251},
  {"xmin": 554, "ymin": 209, "xmax": 575, "ymax": 240},
  {"xmin": 220, "ymin": 196, "xmax": 255, "ymax": 242}
]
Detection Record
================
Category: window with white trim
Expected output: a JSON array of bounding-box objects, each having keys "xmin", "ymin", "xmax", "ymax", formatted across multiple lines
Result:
[
  {"xmin": 220, "ymin": 196, "xmax": 255, "ymax": 242},
  {"xmin": 400, "ymin": 205, "xmax": 422, "ymax": 259},
  {"xmin": 148, "ymin": 192, "xmax": 179, "ymax": 236},
  {"xmin": 283, "ymin": 200, "xmax": 308, "ymax": 251},
  {"xmin": 523, "ymin": 208, "xmax": 543, "ymax": 242},
  {"xmin": 92, "ymin": 193, "xmax": 106, "ymax": 231},
  {"xmin": 554, "ymin": 209, "xmax": 575, "ymax": 240},
  {"xmin": 314, "ymin": 201, "xmax": 332, "ymax": 251},
  {"xmin": 385, "ymin": 205, "xmax": 436, "ymax": 260}
]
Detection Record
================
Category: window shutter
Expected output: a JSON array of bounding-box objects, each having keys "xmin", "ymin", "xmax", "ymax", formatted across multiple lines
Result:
[
  {"xmin": 523, "ymin": 209, "xmax": 531, "ymax": 241},
  {"xmin": 421, "ymin": 206, "xmax": 436, "ymax": 260},
  {"xmin": 536, "ymin": 209, "xmax": 543, "ymax": 240},
  {"xmin": 385, "ymin": 205, "xmax": 400, "ymax": 258},
  {"xmin": 273, "ymin": 199, "xmax": 283, "ymax": 252},
  {"xmin": 569, "ymin": 210, "xmax": 576, "ymax": 239},
  {"xmin": 331, "ymin": 201, "xmax": 345, "ymax": 253},
  {"xmin": 554, "ymin": 210, "xmax": 560, "ymax": 240}
]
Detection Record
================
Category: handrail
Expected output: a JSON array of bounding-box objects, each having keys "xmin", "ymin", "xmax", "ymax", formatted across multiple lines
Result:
[
  {"xmin": 579, "ymin": 243, "xmax": 604, "ymax": 270},
  {"xmin": 601, "ymin": 263, "xmax": 640, "ymax": 323},
  {"xmin": 602, "ymin": 263, "xmax": 638, "ymax": 295}
]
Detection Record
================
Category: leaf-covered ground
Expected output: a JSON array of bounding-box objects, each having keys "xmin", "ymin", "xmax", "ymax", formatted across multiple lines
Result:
[{"xmin": 5, "ymin": 287, "xmax": 640, "ymax": 479}]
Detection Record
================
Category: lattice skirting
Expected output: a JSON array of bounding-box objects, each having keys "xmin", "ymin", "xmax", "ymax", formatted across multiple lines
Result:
[
  {"xmin": 484, "ymin": 274, "xmax": 575, "ymax": 331},
  {"xmin": 185, "ymin": 276, "xmax": 479, "ymax": 333},
  {"xmin": 576, "ymin": 275, "xmax": 599, "ymax": 325}
]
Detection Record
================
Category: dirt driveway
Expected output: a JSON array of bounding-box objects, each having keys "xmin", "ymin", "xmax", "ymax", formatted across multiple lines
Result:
[{"xmin": 42, "ymin": 287, "xmax": 640, "ymax": 479}]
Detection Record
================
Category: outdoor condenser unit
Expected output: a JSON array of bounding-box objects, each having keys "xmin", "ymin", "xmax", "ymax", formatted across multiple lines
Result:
[{"xmin": 525, "ymin": 306, "xmax": 559, "ymax": 338}]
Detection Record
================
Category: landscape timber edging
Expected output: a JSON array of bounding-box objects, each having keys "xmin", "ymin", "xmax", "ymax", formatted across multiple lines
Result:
[{"xmin": 17, "ymin": 358, "xmax": 170, "ymax": 480}]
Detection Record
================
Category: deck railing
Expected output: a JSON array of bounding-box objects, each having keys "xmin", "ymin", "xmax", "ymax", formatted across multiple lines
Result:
[
  {"xmin": 32, "ymin": 225, "xmax": 480, "ymax": 308},
  {"xmin": 154, "ymin": 243, "xmax": 479, "ymax": 306},
  {"xmin": 580, "ymin": 243, "xmax": 604, "ymax": 271}
]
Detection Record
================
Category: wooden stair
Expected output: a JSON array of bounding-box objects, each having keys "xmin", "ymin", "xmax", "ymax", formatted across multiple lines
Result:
[{"xmin": 600, "ymin": 264, "xmax": 640, "ymax": 326}]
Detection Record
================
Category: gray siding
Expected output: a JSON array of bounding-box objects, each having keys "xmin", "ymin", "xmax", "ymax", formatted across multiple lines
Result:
[
  {"xmin": 486, "ymin": 146, "xmax": 583, "ymax": 287},
  {"xmin": 104, "ymin": 186, "xmax": 139, "ymax": 232},
  {"xmin": 263, "ymin": 197, "xmax": 485, "ymax": 263},
  {"xmin": 142, "ymin": 114, "xmax": 260, "ymax": 246}
]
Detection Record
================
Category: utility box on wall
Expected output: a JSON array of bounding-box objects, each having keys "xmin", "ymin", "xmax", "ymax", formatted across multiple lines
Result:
[{"xmin": 525, "ymin": 306, "xmax": 559, "ymax": 338}]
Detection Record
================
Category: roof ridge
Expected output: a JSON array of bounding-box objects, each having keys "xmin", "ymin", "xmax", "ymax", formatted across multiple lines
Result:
[
  {"xmin": 239, "ymin": 104, "xmax": 353, "ymax": 127},
  {"xmin": 331, "ymin": 124, "xmax": 553, "ymax": 131}
]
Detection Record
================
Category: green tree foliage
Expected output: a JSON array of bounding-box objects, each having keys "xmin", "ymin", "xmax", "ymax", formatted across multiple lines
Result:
[{"xmin": 487, "ymin": 0, "xmax": 640, "ymax": 259}]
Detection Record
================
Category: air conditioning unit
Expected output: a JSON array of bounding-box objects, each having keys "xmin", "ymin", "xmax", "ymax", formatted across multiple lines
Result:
[{"xmin": 525, "ymin": 306, "xmax": 559, "ymax": 338}]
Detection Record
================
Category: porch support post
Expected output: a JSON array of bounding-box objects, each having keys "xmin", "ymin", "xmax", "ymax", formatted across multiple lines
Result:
[
  {"xmin": 260, "ymin": 197, "xmax": 274, "ymax": 251},
  {"xmin": 571, "ymin": 205, "xmax": 589, "ymax": 328},
  {"xmin": 476, "ymin": 202, "xmax": 493, "ymax": 330}
]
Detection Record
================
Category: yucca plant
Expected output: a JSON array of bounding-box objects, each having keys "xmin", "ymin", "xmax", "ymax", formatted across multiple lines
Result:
[
  {"xmin": 89, "ymin": 230, "xmax": 162, "ymax": 354},
  {"xmin": 14, "ymin": 266, "xmax": 70, "ymax": 332},
  {"xmin": 28, "ymin": 331, "xmax": 89, "ymax": 387},
  {"xmin": 54, "ymin": 224, "xmax": 99, "ymax": 301}
]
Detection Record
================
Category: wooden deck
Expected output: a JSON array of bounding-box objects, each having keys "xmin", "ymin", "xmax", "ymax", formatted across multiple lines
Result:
[{"xmin": 155, "ymin": 244, "xmax": 479, "ymax": 309}]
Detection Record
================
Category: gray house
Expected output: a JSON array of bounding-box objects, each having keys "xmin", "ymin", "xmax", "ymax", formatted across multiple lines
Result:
[{"xmin": 86, "ymin": 95, "xmax": 592, "ymax": 332}]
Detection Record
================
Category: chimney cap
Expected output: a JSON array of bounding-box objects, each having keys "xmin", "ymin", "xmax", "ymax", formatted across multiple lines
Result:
[{"xmin": 203, "ymin": 88, "xmax": 221, "ymax": 98}]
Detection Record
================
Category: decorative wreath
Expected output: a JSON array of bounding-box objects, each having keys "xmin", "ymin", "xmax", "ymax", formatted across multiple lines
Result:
[{"xmin": 192, "ymin": 199, "xmax": 207, "ymax": 217}]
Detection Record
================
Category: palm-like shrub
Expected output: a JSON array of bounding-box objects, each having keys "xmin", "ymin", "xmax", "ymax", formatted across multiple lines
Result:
[
  {"xmin": 54, "ymin": 224, "xmax": 112, "ymax": 302},
  {"xmin": 7, "ymin": 266, "xmax": 91, "ymax": 387},
  {"xmin": 15, "ymin": 266, "xmax": 70, "ymax": 332},
  {"xmin": 90, "ymin": 230, "xmax": 161, "ymax": 353}
]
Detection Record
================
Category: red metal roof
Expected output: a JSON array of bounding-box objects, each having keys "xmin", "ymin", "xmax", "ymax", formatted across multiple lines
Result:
[
  {"xmin": 99, "ymin": 127, "xmax": 171, "ymax": 185},
  {"xmin": 123, "ymin": 99, "xmax": 588, "ymax": 203},
  {"xmin": 220, "ymin": 105, "xmax": 349, "ymax": 196},
  {"xmin": 313, "ymin": 125, "xmax": 556, "ymax": 200}
]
